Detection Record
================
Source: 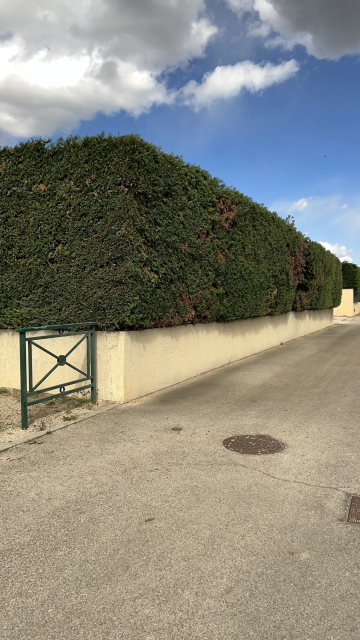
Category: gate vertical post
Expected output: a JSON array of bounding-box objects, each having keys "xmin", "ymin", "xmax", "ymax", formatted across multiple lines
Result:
[
  {"xmin": 19, "ymin": 330, "xmax": 28, "ymax": 430},
  {"xmin": 90, "ymin": 324, "xmax": 96, "ymax": 404}
]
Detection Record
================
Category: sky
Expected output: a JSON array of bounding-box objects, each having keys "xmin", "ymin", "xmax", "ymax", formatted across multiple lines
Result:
[{"xmin": 0, "ymin": 0, "xmax": 359, "ymax": 264}]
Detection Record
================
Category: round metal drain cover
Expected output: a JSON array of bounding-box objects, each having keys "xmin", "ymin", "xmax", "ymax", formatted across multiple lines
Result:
[{"xmin": 223, "ymin": 434, "xmax": 285, "ymax": 455}]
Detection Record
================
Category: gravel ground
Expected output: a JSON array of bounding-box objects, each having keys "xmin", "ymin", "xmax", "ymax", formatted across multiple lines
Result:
[{"xmin": 0, "ymin": 387, "xmax": 111, "ymax": 444}]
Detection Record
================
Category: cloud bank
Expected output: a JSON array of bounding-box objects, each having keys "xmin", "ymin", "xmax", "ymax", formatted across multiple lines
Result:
[
  {"xmin": 226, "ymin": 0, "xmax": 360, "ymax": 59},
  {"xmin": 0, "ymin": 0, "xmax": 300, "ymax": 138},
  {"xmin": 2, "ymin": 0, "xmax": 357, "ymax": 138},
  {"xmin": 0, "ymin": 0, "xmax": 215, "ymax": 136}
]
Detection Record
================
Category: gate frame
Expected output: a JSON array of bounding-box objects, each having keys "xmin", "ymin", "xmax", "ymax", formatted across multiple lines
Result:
[{"xmin": 17, "ymin": 322, "xmax": 96, "ymax": 430}]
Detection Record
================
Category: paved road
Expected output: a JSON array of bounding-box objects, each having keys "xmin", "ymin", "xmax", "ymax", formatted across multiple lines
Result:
[{"xmin": 1, "ymin": 318, "xmax": 360, "ymax": 640}]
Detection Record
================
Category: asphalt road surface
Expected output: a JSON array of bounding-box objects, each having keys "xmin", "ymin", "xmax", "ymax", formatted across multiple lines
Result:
[{"xmin": 1, "ymin": 317, "xmax": 360, "ymax": 640}]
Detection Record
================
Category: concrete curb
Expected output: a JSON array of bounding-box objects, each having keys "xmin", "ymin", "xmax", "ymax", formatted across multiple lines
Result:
[{"xmin": 0, "ymin": 403, "xmax": 120, "ymax": 453}]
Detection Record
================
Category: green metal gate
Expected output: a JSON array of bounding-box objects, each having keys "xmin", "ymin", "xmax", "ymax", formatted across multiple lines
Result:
[{"xmin": 17, "ymin": 322, "xmax": 96, "ymax": 430}]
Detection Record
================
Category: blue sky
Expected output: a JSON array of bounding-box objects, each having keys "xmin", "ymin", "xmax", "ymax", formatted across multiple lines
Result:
[{"xmin": 1, "ymin": 0, "xmax": 359, "ymax": 263}]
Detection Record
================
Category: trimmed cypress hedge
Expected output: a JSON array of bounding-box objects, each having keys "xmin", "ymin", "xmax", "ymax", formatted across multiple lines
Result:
[
  {"xmin": 0, "ymin": 134, "xmax": 342, "ymax": 330},
  {"xmin": 342, "ymin": 261, "xmax": 360, "ymax": 293}
]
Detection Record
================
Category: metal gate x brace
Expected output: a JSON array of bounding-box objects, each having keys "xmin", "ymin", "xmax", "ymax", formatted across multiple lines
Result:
[{"xmin": 17, "ymin": 322, "xmax": 96, "ymax": 430}]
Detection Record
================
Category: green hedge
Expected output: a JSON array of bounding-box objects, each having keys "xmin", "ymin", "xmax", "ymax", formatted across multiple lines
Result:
[
  {"xmin": 342, "ymin": 261, "xmax": 360, "ymax": 293},
  {"xmin": 0, "ymin": 134, "xmax": 342, "ymax": 330}
]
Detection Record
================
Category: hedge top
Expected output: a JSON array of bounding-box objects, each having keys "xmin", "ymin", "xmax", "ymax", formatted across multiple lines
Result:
[{"xmin": 0, "ymin": 133, "xmax": 342, "ymax": 330}]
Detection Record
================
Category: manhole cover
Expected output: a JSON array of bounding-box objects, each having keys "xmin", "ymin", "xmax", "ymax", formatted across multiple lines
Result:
[
  {"xmin": 347, "ymin": 496, "xmax": 360, "ymax": 524},
  {"xmin": 223, "ymin": 434, "xmax": 285, "ymax": 455}
]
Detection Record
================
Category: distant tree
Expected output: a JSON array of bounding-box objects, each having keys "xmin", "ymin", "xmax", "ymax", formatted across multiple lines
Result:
[{"xmin": 342, "ymin": 261, "xmax": 360, "ymax": 293}]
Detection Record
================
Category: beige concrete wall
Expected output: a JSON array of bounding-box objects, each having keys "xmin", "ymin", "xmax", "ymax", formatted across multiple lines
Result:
[
  {"xmin": 354, "ymin": 302, "xmax": 360, "ymax": 316},
  {"xmin": 96, "ymin": 331, "xmax": 125, "ymax": 402},
  {"xmin": 333, "ymin": 289, "xmax": 354, "ymax": 317},
  {"xmin": 0, "ymin": 309, "xmax": 333, "ymax": 403},
  {"xmin": 0, "ymin": 329, "xmax": 89, "ymax": 391},
  {"xmin": 0, "ymin": 330, "xmax": 21, "ymax": 390},
  {"xmin": 0, "ymin": 329, "xmax": 125, "ymax": 401},
  {"xmin": 121, "ymin": 309, "xmax": 333, "ymax": 402}
]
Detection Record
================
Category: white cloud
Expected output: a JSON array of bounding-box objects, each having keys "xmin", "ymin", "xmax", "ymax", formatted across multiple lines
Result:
[
  {"xmin": 0, "ymin": 62, "xmax": 174, "ymax": 138},
  {"xmin": 319, "ymin": 242, "xmax": 354, "ymax": 263},
  {"xmin": 341, "ymin": 204, "xmax": 348, "ymax": 209},
  {"xmin": 180, "ymin": 59, "xmax": 299, "ymax": 109},
  {"xmin": 274, "ymin": 194, "xmax": 360, "ymax": 232},
  {"xmin": 225, "ymin": 0, "xmax": 360, "ymax": 60},
  {"xmin": 289, "ymin": 197, "xmax": 309, "ymax": 211},
  {"xmin": 0, "ymin": 0, "xmax": 216, "ymax": 72},
  {"xmin": 0, "ymin": 0, "xmax": 302, "ymax": 138},
  {"xmin": 272, "ymin": 194, "xmax": 360, "ymax": 265},
  {"xmin": 0, "ymin": 0, "xmax": 217, "ymax": 137},
  {"xmin": 0, "ymin": 47, "xmax": 90, "ymax": 88},
  {"xmin": 226, "ymin": 0, "xmax": 254, "ymax": 11}
]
